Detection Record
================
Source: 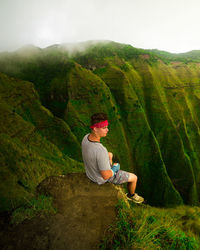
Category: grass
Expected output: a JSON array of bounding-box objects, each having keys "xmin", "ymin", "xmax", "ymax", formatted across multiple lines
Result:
[
  {"xmin": 2, "ymin": 41, "xmax": 200, "ymax": 209},
  {"xmin": 100, "ymin": 200, "xmax": 200, "ymax": 249},
  {"xmin": 10, "ymin": 194, "xmax": 56, "ymax": 225}
]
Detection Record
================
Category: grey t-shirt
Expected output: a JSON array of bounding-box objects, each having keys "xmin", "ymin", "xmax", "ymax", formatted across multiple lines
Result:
[{"xmin": 81, "ymin": 134, "xmax": 111, "ymax": 184}]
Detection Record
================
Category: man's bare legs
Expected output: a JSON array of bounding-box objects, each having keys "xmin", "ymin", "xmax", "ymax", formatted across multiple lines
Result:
[
  {"xmin": 127, "ymin": 173, "xmax": 144, "ymax": 203},
  {"xmin": 108, "ymin": 152, "xmax": 143, "ymax": 202},
  {"xmin": 127, "ymin": 173, "xmax": 137, "ymax": 195},
  {"xmin": 108, "ymin": 152, "xmax": 137, "ymax": 194}
]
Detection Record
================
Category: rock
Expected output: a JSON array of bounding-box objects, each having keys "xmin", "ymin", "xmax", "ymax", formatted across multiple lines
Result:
[
  {"xmin": 1, "ymin": 173, "xmax": 128, "ymax": 250},
  {"xmin": 36, "ymin": 173, "xmax": 128, "ymax": 250}
]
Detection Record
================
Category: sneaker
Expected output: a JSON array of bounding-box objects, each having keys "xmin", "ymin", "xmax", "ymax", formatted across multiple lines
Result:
[{"xmin": 126, "ymin": 193, "xmax": 144, "ymax": 204}]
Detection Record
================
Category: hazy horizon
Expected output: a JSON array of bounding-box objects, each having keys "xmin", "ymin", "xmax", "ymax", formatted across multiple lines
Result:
[
  {"xmin": 1, "ymin": 0, "xmax": 200, "ymax": 54},
  {"xmin": 1, "ymin": 40, "xmax": 199, "ymax": 56}
]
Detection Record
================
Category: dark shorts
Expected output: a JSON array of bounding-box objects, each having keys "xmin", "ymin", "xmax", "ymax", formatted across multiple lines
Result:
[{"xmin": 107, "ymin": 170, "xmax": 130, "ymax": 185}]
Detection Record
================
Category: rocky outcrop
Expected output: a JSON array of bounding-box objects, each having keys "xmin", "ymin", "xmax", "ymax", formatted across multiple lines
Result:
[
  {"xmin": 37, "ymin": 173, "xmax": 127, "ymax": 249},
  {"xmin": 1, "ymin": 173, "xmax": 128, "ymax": 250}
]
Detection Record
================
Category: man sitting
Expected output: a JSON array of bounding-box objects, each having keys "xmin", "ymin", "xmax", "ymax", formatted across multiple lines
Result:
[{"xmin": 81, "ymin": 112, "xmax": 144, "ymax": 203}]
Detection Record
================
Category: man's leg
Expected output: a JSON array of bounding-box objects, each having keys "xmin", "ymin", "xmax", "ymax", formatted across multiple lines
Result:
[
  {"xmin": 126, "ymin": 173, "xmax": 144, "ymax": 203},
  {"xmin": 127, "ymin": 173, "xmax": 137, "ymax": 195},
  {"xmin": 107, "ymin": 170, "xmax": 144, "ymax": 203}
]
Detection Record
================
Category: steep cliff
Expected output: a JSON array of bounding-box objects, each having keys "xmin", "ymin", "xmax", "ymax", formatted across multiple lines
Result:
[
  {"xmin": 0, "ymin": 73, "xmax": 83, "ymax": 211},
  {"xmin": 1, "ymin": 41, "xmax": 200, "ymax": 208}
]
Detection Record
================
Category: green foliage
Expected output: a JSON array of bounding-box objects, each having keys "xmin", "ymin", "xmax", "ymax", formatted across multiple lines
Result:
[
  {"xmin": 10, "ymin": 195, "xmax": 56, "ymax": 225},
  {"xmin": 93, "ymin": 67, "xmax": 107, "ymax": 76},
  {"xmin": 0, "ymin": 50, "xmax": 74, "ymax": 111},
  {"xmin": 0, "ymin": 72, "xmax": 83, "ymax": 212},
  {"xmin": 100, "ymin": 201, "xmax": 199, "ymax": 249},
  {"xmin": 148, "ymin": 49, "xmax": 200, "ymax": 64},
  {"xmin": 1, "ymin": 40, "xmax": 200, "ymax": 209},
  {"xmin": 74, "ymin": 41, "xmax": 151, "ymax": 62}
]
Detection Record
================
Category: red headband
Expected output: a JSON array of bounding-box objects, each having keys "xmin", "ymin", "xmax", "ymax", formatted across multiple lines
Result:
[{"xmin": 90, "ymin": 120, "xmax": 108, "ymax": 129}]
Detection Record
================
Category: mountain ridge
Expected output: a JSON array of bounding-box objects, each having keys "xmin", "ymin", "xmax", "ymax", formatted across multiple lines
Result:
[
  {"xmin": 2, "ymin": 40, "xmax": 200, "ymax": 61},
  {"xmin": 1, "ymin": 40, "xmax": 200, "ymax": 211}
]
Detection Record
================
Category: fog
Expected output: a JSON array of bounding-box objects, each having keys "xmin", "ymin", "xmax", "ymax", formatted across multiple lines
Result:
[{"xmin": 1, "ymin": 0, "xmax": 200, "ymax": 53}]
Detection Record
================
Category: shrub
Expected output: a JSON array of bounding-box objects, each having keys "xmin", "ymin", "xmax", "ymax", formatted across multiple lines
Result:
[{"xmin": 100, "ymin": 200, "xmax": 199, "ymax": 249}]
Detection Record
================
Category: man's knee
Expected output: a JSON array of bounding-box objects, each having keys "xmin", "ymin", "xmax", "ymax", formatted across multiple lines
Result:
[{"xmin": 128, "ymin": 173, "xmax": 137, "ymax": 183}]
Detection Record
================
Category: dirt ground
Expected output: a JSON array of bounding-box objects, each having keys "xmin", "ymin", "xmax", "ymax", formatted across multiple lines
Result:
[{"xmin": 0, "ymin": 173, "xmax": 127, "ymax": 250}]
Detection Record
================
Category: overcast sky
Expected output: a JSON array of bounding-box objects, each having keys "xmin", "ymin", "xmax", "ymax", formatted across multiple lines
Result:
[{"xmin": 1, "ymin": 0, "xmax": 200, "ymax": 53}]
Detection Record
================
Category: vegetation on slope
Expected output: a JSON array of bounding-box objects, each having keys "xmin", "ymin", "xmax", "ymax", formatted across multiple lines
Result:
[
  {"xmin": 100, "ymin": 200, "xmax": 200, "ymax": 249},
  {"xmin": 0, "ymin": 73, "xmax": 83, "ymax": 212},
  {"xmin": 1, "ymin": 40, "xmax": 200, "ymax": 209}
]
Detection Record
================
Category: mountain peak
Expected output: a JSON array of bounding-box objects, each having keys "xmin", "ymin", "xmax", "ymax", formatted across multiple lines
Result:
[{"xmin": 16, "ymin": 44, "xmax": 42, "ymax": 56}]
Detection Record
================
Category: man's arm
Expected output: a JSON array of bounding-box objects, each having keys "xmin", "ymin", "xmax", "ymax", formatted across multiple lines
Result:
[
  {"xmin": 100, "ymin": 163, "xmax": 120, "ymax": 180},
  {"xmin": 100, "ymin": 170, "xmax": 113, "ymax": 180},
  {"xmin": 108, "ymin": 152, "xmax": 113, "ymax": 165}
]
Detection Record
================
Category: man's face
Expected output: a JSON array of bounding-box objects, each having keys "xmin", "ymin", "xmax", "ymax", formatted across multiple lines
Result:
[{"xmin": 95, "ymin": 126, "xmax": 109, "ymax": 137}]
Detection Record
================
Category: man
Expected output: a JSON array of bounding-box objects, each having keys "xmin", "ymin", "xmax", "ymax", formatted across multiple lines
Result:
[{"xmin": 81, "ymin": 113, "xmax": 144, "ymax": 203}]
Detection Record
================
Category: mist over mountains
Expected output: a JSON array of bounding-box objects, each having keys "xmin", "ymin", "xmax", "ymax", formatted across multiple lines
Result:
[{"xmin": 1, "ymin": 40, "xmax": 200, "ymax": 211}]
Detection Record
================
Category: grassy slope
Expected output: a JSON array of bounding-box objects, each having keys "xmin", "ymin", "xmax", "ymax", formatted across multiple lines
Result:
[
  {"xmin": 100, "ymin": 200, "xmax": 200, "ymax": 249},
  {"xmin": 1, "ymin": 41, "xmax": 200, "ymax": 207},
  {"xmin": 0, "ymin": 73, "xmax": 83, "ymax": 212},
  {"xmin": 64, "ymin": 63, "xmax": 132, "ymax": 168}
]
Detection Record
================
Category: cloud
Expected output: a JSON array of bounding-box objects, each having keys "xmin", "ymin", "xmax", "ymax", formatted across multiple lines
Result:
[{"xmin": 1, "ymin": 0, "xmax": 200, "ymax": 53}]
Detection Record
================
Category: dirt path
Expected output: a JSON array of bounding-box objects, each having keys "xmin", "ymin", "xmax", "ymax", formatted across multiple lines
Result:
[{"xmin": 0, "ymin": 173, "xmax": 127, "ymax": 250}]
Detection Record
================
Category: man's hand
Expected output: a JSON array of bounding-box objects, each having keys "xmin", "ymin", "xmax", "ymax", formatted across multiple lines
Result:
[
  {"xmin": 100, "ymin": 163, "xmax": 120, "ymax": 180},
  {"xmin": 111, "ymin": 163, "xmax": 120, "ymax": 174}
]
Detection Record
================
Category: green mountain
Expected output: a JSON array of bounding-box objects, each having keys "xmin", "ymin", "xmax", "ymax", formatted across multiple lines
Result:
[
  {"xmin": 1, "ymin": 40, "xmax": 200, "ymax": 211},
  {"xmin": 0, "ymin": 73, "xmax": 83, "ymax": 211}
]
